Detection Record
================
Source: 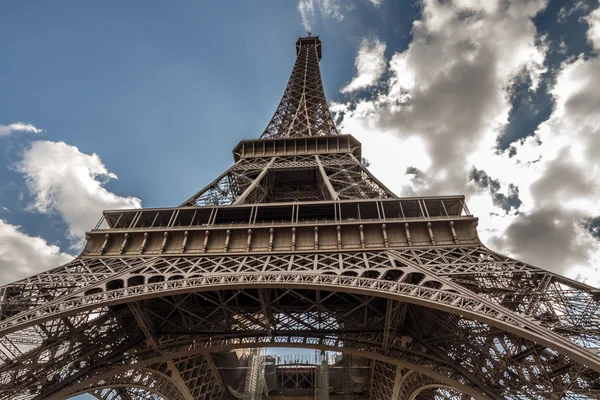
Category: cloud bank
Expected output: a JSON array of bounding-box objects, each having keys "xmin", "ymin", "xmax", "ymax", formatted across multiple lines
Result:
[{"xmin": 332, "ymin": 0, "xmax": 600, "ymax": 286}]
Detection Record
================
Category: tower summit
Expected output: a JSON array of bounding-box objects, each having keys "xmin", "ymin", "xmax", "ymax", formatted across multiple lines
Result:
[
  {"xmin": 297, "ymin": 36, "xmax": 322, "ymax": 60},
  {"xmin": 0, "ymin": 37, "xmax": 599, "ymax": 400},
  {"xmin": 261, "ymin": 36, "xmax": 336, "ymax": 139}
]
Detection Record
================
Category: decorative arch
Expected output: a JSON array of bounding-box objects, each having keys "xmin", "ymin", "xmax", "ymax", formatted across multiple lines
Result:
[
  {"xmin": 399, "ymin": 370, "xmax": 469, "ymax": 400},
  {"xmin": 63, "ymin": 366, "xmax": 185, "ymax": 400},
  {"xmin": 2, "ymin": 268, "xmax": 597, "ymax": 374},
  {"xmin": 2, "ymin": 250, "xmax": 599, "ymax": 399},
  {"xmin": 53, "ymin": 343, "xmax": 485, "ymax": 400}
]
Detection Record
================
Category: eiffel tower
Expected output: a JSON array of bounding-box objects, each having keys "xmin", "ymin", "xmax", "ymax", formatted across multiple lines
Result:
[{"xmin": 1, "ymin": 36, "xmax": 599, "ymax": 400}]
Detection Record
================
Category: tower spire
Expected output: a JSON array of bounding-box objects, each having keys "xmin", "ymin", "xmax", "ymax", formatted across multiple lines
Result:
[{"xmin": 260, "ymin": 36, "xmax": 338, "ymax": 139}]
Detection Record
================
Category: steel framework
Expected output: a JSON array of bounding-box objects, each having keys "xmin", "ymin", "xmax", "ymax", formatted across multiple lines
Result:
[{"xmin": 0, "ymin": 36, "xmax": 599, "ymax": 400}]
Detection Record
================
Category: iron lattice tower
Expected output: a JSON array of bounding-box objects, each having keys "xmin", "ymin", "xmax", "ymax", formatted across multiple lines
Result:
[{"xmin": 1, "ymin": 36, "xmax": 599, "ymax": 400}]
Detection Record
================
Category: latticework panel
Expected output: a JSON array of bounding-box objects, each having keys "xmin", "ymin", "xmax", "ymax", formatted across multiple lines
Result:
[
  {"xmin": 68, "ymin": 363, "xmax": 185, "ymax": 400},
  {"xmin": 1, "ymin": 246, "xmax": 598, "ymax": 399},
  {"xmin": 179, "ymin": 152, "xmax": 396, "ymax": 206},
  {"xmin": 319, "ymin": 153, "xmax": 393, "ymax": 199},
  {"xmin": 371, "ymin": 360, "xmax": 398, "ymax": 400},
  {"xmin": 88, "ymin": 369, "xmax": 181, "ymax": 400},
  {"xmin": 172, "ymin": 353, "xmax": 222, "ymax": 399},
  {"xmin": 260, "ymin": 37, "xmax": 338, "ymax": 139},
  {"xmin": 93, "ymin": 387, "xmax": 164, "ymax": 400},
  {"xmin": 179, "ymin": 157, "xmax": 266, "ymax": 207},
  {"xmin": 396, "ymin": 371, "xmax": 469, "ymax": 400}
]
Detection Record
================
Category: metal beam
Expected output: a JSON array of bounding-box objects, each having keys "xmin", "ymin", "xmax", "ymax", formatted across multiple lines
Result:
[
  {"xmin": 233, "ymin": 157, "xmax": 277, "ymax": 205},
  {"xmin": 391, "ymin": 366, "xmax": 403, "ymax": 400},
  {"xmin": 128, "ymin": 302, "xmax": 195, "ymax": 400},
  {"xmin": 315, "ymin": 155, "xmax": 338, "ymax": 200}
]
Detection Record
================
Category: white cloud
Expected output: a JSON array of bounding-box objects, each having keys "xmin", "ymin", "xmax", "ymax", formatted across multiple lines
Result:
[
  {"xmin": 557, "ymin": 1, "xmax": 589, "ymax": 23},
  {"xmin": 340, "ymin": 38, "xmax": 387, "ymax": 93},
  {"xmin": 489, "ymin": 53, "xmax": 600, "ymax": 286},
  {"xmin": 0, "ymin": 219, "xmax": 73, "ymax": 285},
  {"xmin": 369, "ymin": 0, "xmax": 383, "ymax": 6},
  {"xmin": 297, "ymin": 0, "xmax": 346, "ymax": 31},
  {"xmin": 337, "ymin": 0, "xmax": 547, "ymax": 194},
  {"xmin": 586, "ymin": 5, "xmax": 600, "ymax": 50},
  {"xmin": 321, "ymin": 0, "xmax": 344, "ymax": 21},
  {"xmin": 17, "ymin": 141, "xmax": 142, "ymax": 246},
  {"xmin": 0, "ymin": 122, "xmax": 43, "ymax": 137},
  {"xmin": 298, "ymin": 0, "xmax": 316, "ymax": 31}
]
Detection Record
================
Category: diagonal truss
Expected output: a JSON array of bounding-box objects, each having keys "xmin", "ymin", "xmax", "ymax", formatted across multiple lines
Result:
[
  {"xmin": 0, "ymin": 35, "xmax": 599, "ymax": 400},
  {"xmin": 180, "ymin": 147, "xmax": 396, "ymax": 206}
]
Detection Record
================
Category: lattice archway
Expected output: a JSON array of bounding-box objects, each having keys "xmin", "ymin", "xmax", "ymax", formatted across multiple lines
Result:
[
  {"xmin": 33, "ymin": 285, "xmax": 594, "ymax": 400},
  {"xmin": 2, "ymin": 252, "xmax": 599, "ymax": 399},
  {"xmin": 398, "ymin": 370, "xmax": 469, "ymax": 400},
  {"xmin": 64, "ymin": 366, "xmax": 185, "ymax": 400},
  {"xmin": 89, "ymin": 386, "xmax": 166, "ymax": 400},
  {"xmin": 408, "ymin": 386, "xmax": 470, "ymax": 400},
  {"xmin": 55, "ymin": 344, "xmax": 482, "ymax": 400},
  {"xmin": 369, "ymin": 360, "xmax": 471, "ymax": 400},
  {"xmin": 2, "ymin": 264, "xmax": 597, "ymax": 370}
]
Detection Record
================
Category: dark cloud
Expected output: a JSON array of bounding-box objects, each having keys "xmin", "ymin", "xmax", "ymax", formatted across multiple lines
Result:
[
  {"xmin": 530, "ymin": 152, "xmax": 595, "ymax": 202},
  {"xmin": 489, "ymin": 55, "xmax": 600, "ymax": 286},
  {"xmin": 469, "ymin": 167, "xmax": 500, "ymax": 190},
  {"xmin": 404, "ymin": 166, "xmax": 426, "ymax": 185},
  {"xmin": 405, "ymin": 166, "xmax": 424, "ymax": 178},
  {"xmin": 379, "ymin": 43, "xmax": 502, "ymax": 195},
  {"xmin": 333, "ymin": 110, "xmax": 345, "ymax": 126},
  {"xmin": 584, "ymin": 216, "xmax": 600, "ymax": 240},
  {"xmin": 469, "ymin": 167, "xmax": 522, "ymax": 213},
  {"xmin": 496, "ymin": 184, "xmax": 523, "ymax": 213},
  {"xmin": 489, "ymin": 207, "xmax": 594, "ymax": 274},
  {"xmin": 356, "ymin": 0, "xmax": 549, "ymax": 196}
]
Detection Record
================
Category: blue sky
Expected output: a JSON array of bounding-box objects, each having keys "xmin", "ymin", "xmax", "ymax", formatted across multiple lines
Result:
[
  {"xmin": 0, "ymin": 1, "xmax": 416, "ymax": 251},
  {"xmin": 1, "ymin": 0, "xmax": 600, "ymax": 398}
]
